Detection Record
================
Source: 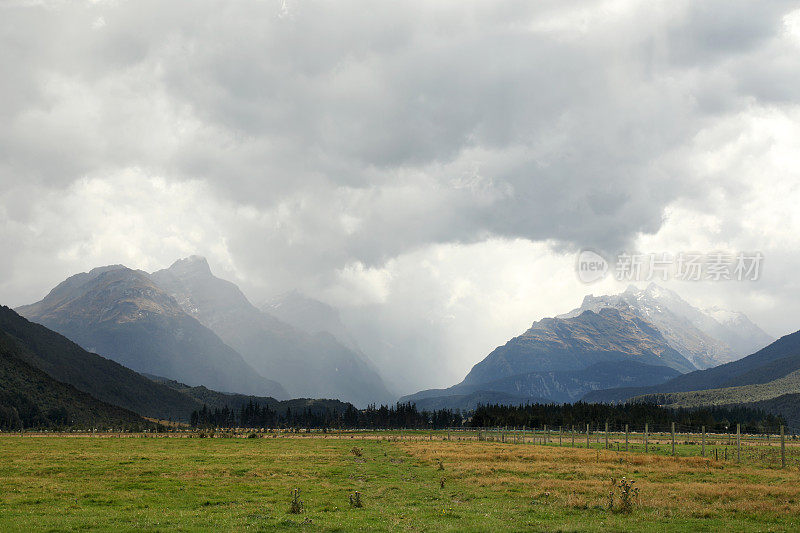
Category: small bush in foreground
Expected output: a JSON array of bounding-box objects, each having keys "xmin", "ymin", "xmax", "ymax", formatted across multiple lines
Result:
[
  {"xmin": 349, "ymin": 491, "xmax": 363, "ymax": 508},
  {"xmin": 289, "ymin": 489, "xmax": 304, "ymax": 514},
  {"xmin": 607, "ymin": 476, "xmax": 639, "ymax": 514}
]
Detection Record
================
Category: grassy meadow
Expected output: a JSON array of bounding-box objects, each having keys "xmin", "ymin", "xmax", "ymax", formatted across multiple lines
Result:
[{"xmin": 0, "ymin": 432, "xmax": 799, "ymax": 531}]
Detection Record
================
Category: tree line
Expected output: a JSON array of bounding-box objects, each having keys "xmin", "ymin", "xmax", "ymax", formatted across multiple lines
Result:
[
  {"xmin": 190, "ymin": 401, "xmax": 462, "ymax": 429},
  {"xmin": 469, "ymin": 402, "xmax": 786, "ymax": 434},
  {"xmin": 189, "ymin": 400, "xmax": 787, "ymax": 434}
]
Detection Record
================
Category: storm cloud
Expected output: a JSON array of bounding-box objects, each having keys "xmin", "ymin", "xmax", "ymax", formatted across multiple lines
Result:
[{"xmin": 2, "ymin": 0, "xmax": 800, "ymax": 392}]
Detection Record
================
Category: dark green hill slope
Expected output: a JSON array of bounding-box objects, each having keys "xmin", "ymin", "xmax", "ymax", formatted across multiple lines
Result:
[
  {"xmin": 631, "ymin": 370, "xmax": 800, "ymax": 408},
  {"xmin": 584, "ymin": 330, "xmax": 800, "ymax": 403},
  {"xmin": 0, "ymin": 305, "xmax": 202, "ymax": 421},
  {"xmin": 0, "ymin": 334, "xmax": 148, "ymax": 430}
]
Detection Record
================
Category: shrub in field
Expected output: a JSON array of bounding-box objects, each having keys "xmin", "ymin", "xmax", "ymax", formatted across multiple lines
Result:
[
  {"xmin": 608, "ymin": 477, "xmax": 639, "ymax": 514},
  {"xmin": 437, "ymin": 460, "xmax": 445, "ymax": 471},
  {"xmin": 440, "ymin": 477, "xmax": 446, "ymax": 489},
  {"xmin": 351, "ymin": 446, "xmax": 363, "ymax": 457},
  {"xmin": 289, "ymin": 489, "xmax": 304, "ymax": 514},
  {"xmin": 349, "ymin": 491, "xmax": 363, "ymax": 508}
]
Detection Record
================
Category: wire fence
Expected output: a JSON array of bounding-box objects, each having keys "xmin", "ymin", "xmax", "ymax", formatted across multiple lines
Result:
[
  {"xmin": 328, "ymin": 424, "xmax": 796, "ymax": 469},
  {"xmin": 6, "ymin": 423, "xmax": 798, "ymax": 469},
  {"xmin": 249, "ymin": 423, "xmax": 796, "ymax": 469}
]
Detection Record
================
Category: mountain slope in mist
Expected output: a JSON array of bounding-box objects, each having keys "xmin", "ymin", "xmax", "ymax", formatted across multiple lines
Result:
[{"xmin": 151, "ymin": 256, "xmax": 393, "ymax": 407}]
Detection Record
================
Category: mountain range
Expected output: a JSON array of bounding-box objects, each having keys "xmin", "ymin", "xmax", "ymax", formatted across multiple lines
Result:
[
  {"xmin": 402, "ymin": 284, "xmax": 773, "ymax": 410},
  {"xmin": 16, "ymin": 266, "xmax": 286, "ymax": 398},
  {"xmin": 151, "ymin": 257, "xmax": 392, "ymax": 407},
  {"xmin": 7, "ymin": 262, "xmax": 787, "ymax": 426},
  {"xmin": 560, "ymin": 283, "xmax": 773, "ymax": 369},
  {"xmin": 15, "ymin": 256, "xmax": 392, "ymax": 407}
]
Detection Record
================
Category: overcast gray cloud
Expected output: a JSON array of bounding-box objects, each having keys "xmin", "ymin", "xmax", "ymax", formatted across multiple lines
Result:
[{"xmin": 2, "ymin": 0, "xmax": 800, "ymax": 392}]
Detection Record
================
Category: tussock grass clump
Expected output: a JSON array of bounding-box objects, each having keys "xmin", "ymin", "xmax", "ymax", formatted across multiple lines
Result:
[
  {"xmin": 350, "ymin": 446, "xmax": 363, "ymax": 457},
  {"xmin": 288, "ymin": 488, "xmax": 304, "ymax": 514}
]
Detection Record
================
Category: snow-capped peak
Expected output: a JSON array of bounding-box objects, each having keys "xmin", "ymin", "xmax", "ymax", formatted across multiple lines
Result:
[
  {"xmin": 703, "ymin": 306, "xmax": 743, "ymax": 326},
  {"xmin": 561, "ymin": 283, "xmax": 773, "ymax": 369}
]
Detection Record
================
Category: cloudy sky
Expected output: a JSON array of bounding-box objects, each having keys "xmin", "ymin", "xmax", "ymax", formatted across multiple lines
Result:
[{"xmin": 2, "ymin": 0, "xmax": 800, "ymax": 394}]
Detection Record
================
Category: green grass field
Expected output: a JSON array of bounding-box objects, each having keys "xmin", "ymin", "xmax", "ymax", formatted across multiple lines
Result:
[{"xmin": 1, "ymin": 433, "xmax": 799, "ymax": 532}]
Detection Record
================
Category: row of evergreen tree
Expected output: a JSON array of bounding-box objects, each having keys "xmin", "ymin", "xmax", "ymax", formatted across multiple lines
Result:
[
  {"xmin": 470, "ymin": 402, "xmax": 786, "ymax": 434},
  {"xmin": 189, "ymin": 400, "xmax": 786, "ymax": 434},
  {"xmin": 190, "ymin": 401, "xmax": 462, "ymax": 429}
]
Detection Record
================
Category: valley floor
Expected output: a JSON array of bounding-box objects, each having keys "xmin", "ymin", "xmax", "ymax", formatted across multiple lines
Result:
[{"xmin": 0, "ymin": 433, "xmax": 798, "ymax": 531}]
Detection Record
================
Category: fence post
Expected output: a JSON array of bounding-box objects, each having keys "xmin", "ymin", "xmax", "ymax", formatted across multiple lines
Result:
[
  {"xmin": 702, "ymin": 426, "xmax": 705, "ymax": 457},
  {"xmin": 781, "ymin": 425, "xmax": 786, "ymax": 469},
  {"xmin": 544, "ymin": 425, "xmax": 548, "ymax": 445},
  {"xmin": 559, "ymin": 426, "xmax": 562, "ymax": 446},
  {"xmin": 671, "ymin": 422, "xmax": 675, "ymax": 456},
  {"xmin": 737, "ymin": 424, "xmax": 741, "ymax": 463},
  {"xmin": 586, "ymin": 423, "xmax": 590, "ymax": 449},
  {"xmin": 645, "ymin": 423, "xmax": 648, "ymax": 453},
  {"xmin": 571, "ymin": 425, "xmax": 575, "ymax": 448},
  {"xmin": 605, "ymin": 421, "xmax": 609, "ymax": 450},
  {"xmin": 625, "ymin": 424, "xmax": 629, "ymax": 452}
]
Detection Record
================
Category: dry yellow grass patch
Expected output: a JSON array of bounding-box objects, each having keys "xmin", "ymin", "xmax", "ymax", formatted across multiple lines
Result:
[{"xmin": 402, "ymin": 441, "xmax": 800, "ymax": 519}]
